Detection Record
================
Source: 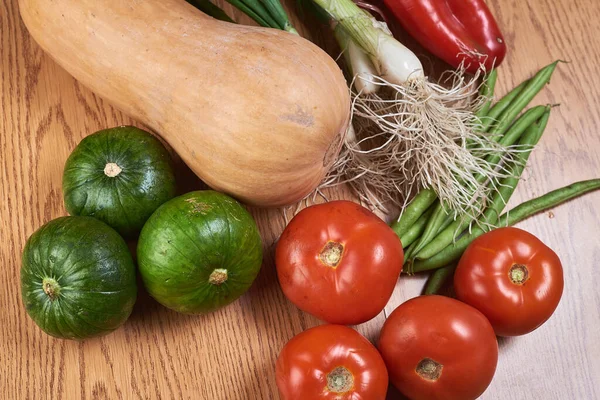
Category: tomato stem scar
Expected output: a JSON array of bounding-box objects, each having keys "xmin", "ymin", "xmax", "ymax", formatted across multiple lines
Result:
[
  {"xmin": 327, "ymin": 366, "xmax": 354, "ymax": 393},
  {"xmin": 416, "ymin": 358, "xmax": 443, "ymax": 381},
  {"xmin": 509, "ymin": 264, "xmax": 529, "ymax": 285},
  {"xmin": 319, "ymin": 241, "xmax": 344, "ymax": 268}
]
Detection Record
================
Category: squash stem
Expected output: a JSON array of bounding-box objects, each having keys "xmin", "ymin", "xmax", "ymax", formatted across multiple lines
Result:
[
  {"xmin": 42, "ymin": 277, "xmax": 61, "ymax": 301},
  {"xmin": 209, "ymin": 269, "xmax": 228, "ymax": 285}
]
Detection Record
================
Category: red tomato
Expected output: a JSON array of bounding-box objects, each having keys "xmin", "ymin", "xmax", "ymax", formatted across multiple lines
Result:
[
  {"xmin": 276, "ymin": 324, "xmax": 389, "ymax": 400},
  {"xmin": 276, "ymin": 201, "xmax": 403, "ymax": 325},
  {"xmin": 454, "ymin": 227, "xmax": 564, "ymax": 336},
  {"xmin": 378, "ymin": 295, "xmax": 498, "ymax": 400}
]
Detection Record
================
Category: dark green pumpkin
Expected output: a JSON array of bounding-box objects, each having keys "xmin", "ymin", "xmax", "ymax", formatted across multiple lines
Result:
[
  {"xmin": 63, "ymin": 126, "xmax": 176, "ymax": 238},
  {"xmin": 137, "ymin": 191, "xmax": 263, "ymax": 314},
  {"xmin": 20, "ymin": 216, "xmax": 137, "ymax": 340}
]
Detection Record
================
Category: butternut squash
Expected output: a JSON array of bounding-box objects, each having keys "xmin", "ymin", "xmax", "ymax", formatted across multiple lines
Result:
[{"xmin": 19, "ymin": 0, "xmax": 350, "ymax": 207}]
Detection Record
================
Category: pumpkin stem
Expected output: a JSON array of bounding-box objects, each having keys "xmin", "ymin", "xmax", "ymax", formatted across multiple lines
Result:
[
  {"xmin": 42, "ymin": 278, "xmax": 61, "ymax": 301},
  {"xmin": 104, "ymin": 162, "xmax": 122, "ymax": 177},
  {"xmin": 209, "ymin": 269, "xmax": 228, "ymax": 285}
]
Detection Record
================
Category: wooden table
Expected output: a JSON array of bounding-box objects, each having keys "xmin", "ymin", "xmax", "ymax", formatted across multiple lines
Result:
[{"xmin": 2, "ymin": 0, "xmax": 599, "ymax": 398}]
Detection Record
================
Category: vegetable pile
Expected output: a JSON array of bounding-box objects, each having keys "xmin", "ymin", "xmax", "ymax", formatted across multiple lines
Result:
[{"xmin": 16, "ymin": 0, "xmax": 600, "ymax": 398}]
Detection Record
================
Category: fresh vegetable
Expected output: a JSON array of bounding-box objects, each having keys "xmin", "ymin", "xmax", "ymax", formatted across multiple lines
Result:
[
  {"xmin": 398, "ymin": 205, "xmax": 434, "ymax": 248},
  {"xmin": 302, "ymin": 0, "xmax": 511, "ymax": 215},
  {"xmin": 334, "ymin": 23, "xmax": 379, "ymax": 94},
  {"xmin": 19, "ymin": 0, "xmax": 351, "ymax": 207},
  {"xmin": 413, "ymin": 106, "xmax": 551, "ymax": 261},
  {"xmin": 378, "ymin": 296, "xmax": 498, "ymax": 400},
  {"xmin": 276, "ymin": 201, "xmax": 403, "ymax": 325},
  {"xmin": 276, "ymin": 324, "xmax": 388, "ymax": 399},
  {"xmin": 412, "ymin": 179, "xmax": 600, "ymax": 272},
  {"xmin": 487, "ymin": 61, "xmax": 559, "ymax": 138},
  {"xmin": 454, "ymin": 227, "xmax": 564, "ymax": 336},
  {"xmin": 400, "ymin": 62, "xmax": 559, "ymax": 267},
  {"xmin": 383, "ymin": 0, "xmax": 506, "ymax": 73},
  {"xmin": 475, "ymin": 69, "xmax": 497, "ymax": 119},
  {"xmin": 221, "ymin": 0, "xmax": 297, "ymax": 33},
  {"xmin": 480, "ymin": 79, "xmax": 529, "ymax": 132},
  {"xmin": 21, "ymin": 217, "xmax": 137, "ymax": 339},
  {"xmin": 137, "ymin": 191, "xmax": 262, "ymax": 314},
  {"xmin": 63, "ymin": 126, "xmax": 176, "ymax": 238},
  {"xmin": 423, "ymin": 263, "xmax": 456, "ymax": 295},
  {"xmin": 392, "ymin": 189, "xmax": 438, "ymax": 238}
]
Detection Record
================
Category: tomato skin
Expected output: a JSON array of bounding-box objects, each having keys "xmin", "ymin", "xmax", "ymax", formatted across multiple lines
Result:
[
  {"xmin": 454, "ymin": 227, "xmax": 564, "ymax": 336},
  {"xmin": 378, "ymin": 296, "xmax": 498, "ymax": 400},
  {"xmin": 276, "ymin": 201, "xmax": 403, "ymax": 325},
  {"xmin": 276, "ymin": 324, "xmax": 388, "ymax": 400}
]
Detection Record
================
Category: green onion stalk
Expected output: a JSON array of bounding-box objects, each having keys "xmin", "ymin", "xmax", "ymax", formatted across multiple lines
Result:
[{"xmin": 186, "ymin": 0, "xmax": 298, "ymax": 33}]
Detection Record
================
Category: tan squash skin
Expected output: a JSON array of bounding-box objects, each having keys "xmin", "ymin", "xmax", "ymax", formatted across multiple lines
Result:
[{"xmin": 19, "ymin": 0, "xmax": 350, "ymax": 207}]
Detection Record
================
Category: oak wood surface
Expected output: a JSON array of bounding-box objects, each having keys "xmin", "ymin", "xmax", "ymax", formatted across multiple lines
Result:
[{"xmin": 1, "ymin": 0, "xmax": 599, "ymax": 399}]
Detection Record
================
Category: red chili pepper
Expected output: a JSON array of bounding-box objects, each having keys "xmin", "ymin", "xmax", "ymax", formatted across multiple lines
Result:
[{"xmin": 383, "ymin": 0, "xmax": 506, "ymax": 73}]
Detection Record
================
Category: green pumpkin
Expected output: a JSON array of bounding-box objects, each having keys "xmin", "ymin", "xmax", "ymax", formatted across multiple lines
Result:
[
  {"xmin": 63, "ymin": 126, "xmax": 176, "ymax": 238},
  {"xmin": 21, "ymin": 216, "xmax": 137, "ymax": 340},
  {"xmin": 137, "ymin": 191, "xmax": 263, "ymax": 314}
]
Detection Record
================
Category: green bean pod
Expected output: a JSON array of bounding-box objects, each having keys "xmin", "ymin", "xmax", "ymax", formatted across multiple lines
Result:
[
  {"xmin": 399, "ymin": 205, "xmax": 435, "ymax": 248},
  {"xmin": 392, "ymin": 189, "xmax": 438, "ymax": 237},
  {"xmin": 423, "ymin": 263, "xmax": 457, "ymax": 295},
  {"xmin": 407, "ymin": 202, "xmax": 452, "ymax": 258},
  {"xmin": 412, "ymin": 178, "xmax": 600, "ymax": 272},
  {"xmin": 487, "ymin": 61, "xmax": 559, "ymax": 137},
  {"xmin": 480, "ymin": 80, "xmax": 529, "ymax": 132},
  {"xmin": 415, "ymin": 106, "xmax": 551, "ymax": 260},
  {"xmin": 476, "ymin": 70, "xmax": 498, "ymax": 120}
]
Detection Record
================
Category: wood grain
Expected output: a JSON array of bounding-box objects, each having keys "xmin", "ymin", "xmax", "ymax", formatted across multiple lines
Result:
[{"xmin": 1, "ymin": 0, "xmax": 599, "ymax": 399}]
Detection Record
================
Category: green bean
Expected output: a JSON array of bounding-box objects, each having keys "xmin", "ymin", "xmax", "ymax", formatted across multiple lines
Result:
[
  {"xmin": 400, "ymin": 205, "xmax": 435, "ymax": 248},
  {"xmin": 412, "ymin": 178, "xmax": 600, "ymax": 272},
  {"xmin": 403, "ymin": 240, "xmax": 419, "ymax": 263},
  {"xmin": 491, "ymin": 105, "xmax": 548, "ymax": 159},
  {"xmin": 488, "ymin": 61, "xmax": 559, "ymax": 137},
  {"xmin": 186, "ymin": 0, "xmax": 234, "ymax": 22},
  {"xmin": 480, "ymin": 80, "xmax": 529, "ymax": 132},
  {"xmin": 415, "ymin": 106, "xmax": 551, "ymax": 260},
  {"xmin": 391, "ymin": 189, "xmax": 438, "ymax": 237},
  {"xmin": 423, "ymin": 264, "xmax": 457, "ymax": 295},
  {"xmin": 408, "ymin": 202, "xmax": 452, "ymax": 257},
  {"xmin": 481, "ymin": 110, "xmax": 550, "ymax": 225},
  {"xmin": 418, "ymin": 112, "xmax": 548, "ymax": 262},
  {"xmin": 476, "ymin": 70, "xmax": 498, "ymax": 120},
  {"xmin": 412, "ymin": 107, "xmax": 542, "ymax": 256},
  {"xmin": 396, "ymin": 63, "xmax": 558, "ymax": 245}
]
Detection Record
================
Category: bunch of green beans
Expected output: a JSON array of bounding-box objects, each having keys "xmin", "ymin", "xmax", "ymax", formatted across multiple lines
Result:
[
  {"xmin": 392, "ymin": 61, "xmax": 600, "ymax": 294},
  {"xmin": 395, "ymin": 62, "xmax": 559, "ymax": 262}
]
